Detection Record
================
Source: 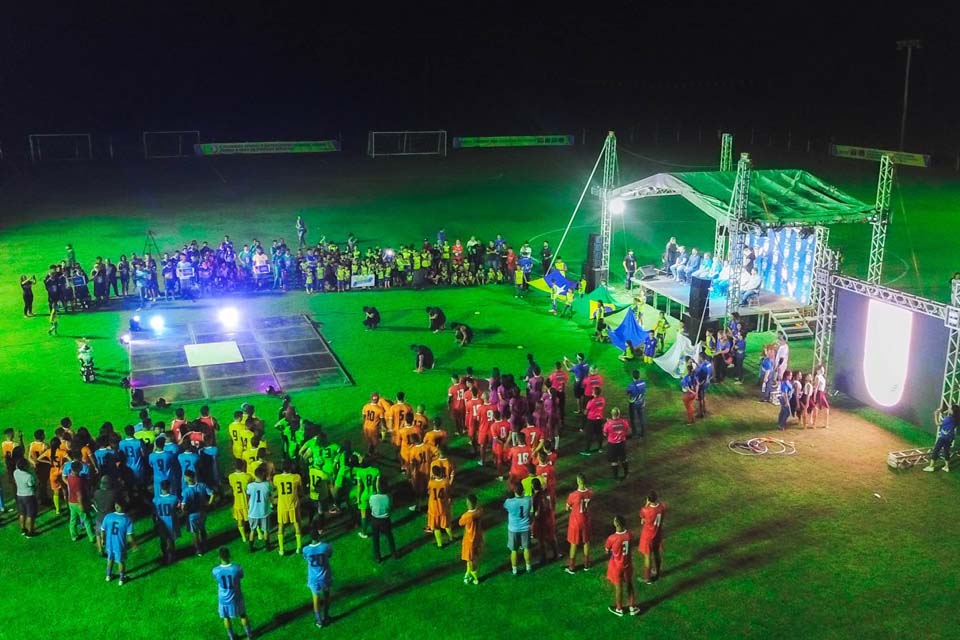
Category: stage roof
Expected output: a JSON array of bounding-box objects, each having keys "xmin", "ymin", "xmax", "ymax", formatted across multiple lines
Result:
[{"xmin": 610, "ymin": 169, "xmax": 876, "ymax": 227}]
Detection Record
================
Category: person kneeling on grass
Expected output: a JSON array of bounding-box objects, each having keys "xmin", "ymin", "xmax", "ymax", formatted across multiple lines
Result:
[
  {"xmin": 363, "ymin": 306, "xmax": 381, "ymax": 330},
  {"xmin": 452, "ymin": 322, "xmax": 473, "ymax": 347},
  {"xmin": 924, "ymin": 404, "xmax": 958, "ymax": 473}
]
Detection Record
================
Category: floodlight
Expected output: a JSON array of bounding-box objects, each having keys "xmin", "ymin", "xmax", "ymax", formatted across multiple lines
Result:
[
  {"xmin": 609, "ymin": 198, "xmax": 626, "ymax": 215},
  {"xmin": 218, "ymin": 306, "xmax": 240, "ymax": 330},
  {"xmin": 121, "ymin": 333, "xmax": 132, "ymax": 345},
  {"xmin": 129, "ymin": 316, "xmax": 141, "ymax": 332},
  {"xmin": 149, "ymin": 315, "xmax": 165, "ymax": 332}
]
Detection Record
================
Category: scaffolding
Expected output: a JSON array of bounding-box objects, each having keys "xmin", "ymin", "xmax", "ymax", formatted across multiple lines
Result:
[
  {"xmin": 714, "ymin": 133, "xmax": 734, "ymax": 260},
  {"xmin": 941, "ymin": 278, "xmax": 960, "ymax": 415},
  {"xmin": 811, "ymin": 246, "xmax": 840, "ymax": 371},
  {"xmin": 724, "ymin": 153, "xmax": 752, "ymax": 315},
  {"xmin": 598, "ymin": 131, "xmax": 619, "ymax": 286},
  {"xmin": 867, "ymin": 154, "xmax": 895, "ymax": 284}
]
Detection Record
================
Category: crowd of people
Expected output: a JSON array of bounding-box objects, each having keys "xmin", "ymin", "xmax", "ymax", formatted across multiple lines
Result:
[
  {"xmin": 662, "ymin": 236, "xmax": 763, "ymax": 305},
  {"xmin": 26, "ymin": 224, "xmax": 568, "ymax": 316}
]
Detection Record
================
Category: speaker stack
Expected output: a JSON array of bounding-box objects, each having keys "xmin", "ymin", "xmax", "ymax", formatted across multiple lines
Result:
[
  {"xmin": 685, "ymin": 276, "xmax": 713, "ymax": 340},
  {"xmin": 583, "ymin": 233, "xmax": 603, "ymax": 291}
]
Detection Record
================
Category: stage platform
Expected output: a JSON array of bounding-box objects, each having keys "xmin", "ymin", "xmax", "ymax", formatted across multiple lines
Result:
[
  {"xmin": 128, "ymin": 314, "xmax": 352, "ymax": 404},
  {"xmin": 624, "ymin": 275, "xmax": 805, "ymax": 328}
]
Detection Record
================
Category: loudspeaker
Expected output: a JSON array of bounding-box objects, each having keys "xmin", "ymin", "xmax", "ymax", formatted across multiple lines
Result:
[
  {"xmin": 639, "ymin": 264, "xmax": 657, "ymax": 280},
  {"xmin": 583, "ymin": 261, "xmax": 600, "ymax": 292},
  {"xmin": 586, "ymin": 233, "xmax": 602, "ymax": 267},
  {"xmin": 688, "ymin": 277, "xmax": 711, "ymax": 318}
]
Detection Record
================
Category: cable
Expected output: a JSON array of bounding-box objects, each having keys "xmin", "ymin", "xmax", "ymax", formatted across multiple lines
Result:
[
  {"xmin": 619, "ymin": 145, "xmax": 716, "ymax": 170},
  {"xmin": 728, "ymin": 437, "xmax": 796, "ymax": 456},
  {"xmin": 548, "ymin": 142, "xmax": 606, "ymax": 273}
]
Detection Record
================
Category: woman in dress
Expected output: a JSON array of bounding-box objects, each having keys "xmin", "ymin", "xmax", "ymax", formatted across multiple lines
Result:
[{"xmin": 811, "ymin": 364, "xmax": 830, "ymax": 428}]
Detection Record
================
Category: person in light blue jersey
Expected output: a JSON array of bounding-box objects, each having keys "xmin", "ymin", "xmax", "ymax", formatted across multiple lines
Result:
[
  {"xmin": 503, "ymin": 484, "xmax": 533, "ymax": 575},
  {"xmin": 212, "ymin": 547, "xmax": 252, "ymax": 640},
  {"xmin": 178, "ymin": 444, "xmax": 201, "ymax": 489},
  {"xmin": 153, "ymin": 480, "xmax": 180, "ymax": 565},
  {"xmin": 149, "ymin": 437, "xmax": 177, "ymax": 499},
  {"xmin": 180, "ymin": 470, "xmax": 214, "ymax": 556},
  {"xmin": 302, "ymin": 526, "xmax": 334, "ymax": 628},
  {"xmin": 101, "ymin": 501, "xmax": 136, "ymax": 585}
]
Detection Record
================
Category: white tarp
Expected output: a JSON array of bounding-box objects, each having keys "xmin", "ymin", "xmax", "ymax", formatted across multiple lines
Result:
[{"xmin": 654, "ymin": 333, "xmax": 700, "ymax": 379}]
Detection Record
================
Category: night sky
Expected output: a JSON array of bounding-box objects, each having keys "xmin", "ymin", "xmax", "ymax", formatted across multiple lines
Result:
[{"xmin": 1, "ymin": 3, "xmax": 958, "ymax": 149}]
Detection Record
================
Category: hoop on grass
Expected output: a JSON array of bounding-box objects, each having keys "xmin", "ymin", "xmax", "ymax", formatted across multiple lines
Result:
[{"xmin": 728, "ymin": 437, "xmax": 795, "ymax": 456}]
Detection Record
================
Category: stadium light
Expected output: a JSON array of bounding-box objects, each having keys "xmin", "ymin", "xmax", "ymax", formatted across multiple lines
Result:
[
  {"xmin": 609, "ymin": 198, "xmax": 626, "ymax": 215},
  {"xmin": 218, "ymin": 306, "xmax": 240, "ymax": 330},
  {"xmin": 149, "ymin": 315, "xmax": 165, "ymax": 332}
]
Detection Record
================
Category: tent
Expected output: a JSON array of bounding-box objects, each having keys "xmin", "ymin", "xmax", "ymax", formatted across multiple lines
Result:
[
  {"xmin": 610, "ymin": 169, "xmax": 875, "ymax": 227},
  {"xmin": 609, "ymin": 310, "xmax": 649, "ymax": 352}
]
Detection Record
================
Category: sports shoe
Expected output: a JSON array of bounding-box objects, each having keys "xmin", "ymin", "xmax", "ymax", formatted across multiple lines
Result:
[
  {"xmin": 578, "ymin": 450, "xmax": 592, "ymax": 457},
  {"xmin": 105, "ymin": 574, "xmax": 112, "ymax": 582},
  {"xmin": 471, "ymin": 576, "xmax": 479, "ymax": 585},
  {"xmin": 408, "ymin": 505, "xmax": 417, "ymax": 511},
  {"xmin": 628, "ymin": 606, "xmax": 641, "ymax": 616},
  {"xmin": 583, "ymin": 565, "xmax": 591, "ymax": 572},
  {"xmin": 564, "ymin": 567, "xmax": 577, "ymax": 575},
  {"xmin": 944, "ymin": 464, "xmax": 951, "ymax": 473},
  {"xmin": 118, "ymin": 576, "xmax": 126, "ymax": 586},
  {"xmin": 357, "ymin": 532, "xmax": 369, "ymax": 539},
  {"xmin": 923, "ymin": 464, "xmax": 936, "ymax": 472},
  {"xmin": 464, "ymin": 575, "xmax": 471, "ymax": 584},
  {"xmin": 608, "ymin": 606, "xmax": 624, "ymax": 617}
]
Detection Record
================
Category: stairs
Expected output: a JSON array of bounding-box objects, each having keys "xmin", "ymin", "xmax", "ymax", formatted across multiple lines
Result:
[{"xmin": 770, "ymin": 308, "xmax": 813, "ymax": 340}]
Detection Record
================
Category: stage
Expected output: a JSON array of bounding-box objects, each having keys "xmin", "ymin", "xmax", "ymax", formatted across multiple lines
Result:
[{"xmin": 626, "ymin": 275, "xmax": 806, "ymax": 329}]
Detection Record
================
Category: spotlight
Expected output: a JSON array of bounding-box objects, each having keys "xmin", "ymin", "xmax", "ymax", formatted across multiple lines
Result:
[
  {"xmin": 218, "ymin": 306, "xmax": 240, "ymax": 330},
  {"xmin": 120, "ymin": 333, "xmax": 132, "ymax": 345},
  {"xmin": 149, "ymin": 315, "xmax": 165, "ymax": 332},
  {"xmin": 609, "ymin": 198, "xmax": 626, "ymax": 215}
]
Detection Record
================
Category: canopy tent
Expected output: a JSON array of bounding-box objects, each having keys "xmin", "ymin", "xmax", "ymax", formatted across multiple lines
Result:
[{"xmin": 610, "ymin": 169, "xmax": 875, "ymax": 228}]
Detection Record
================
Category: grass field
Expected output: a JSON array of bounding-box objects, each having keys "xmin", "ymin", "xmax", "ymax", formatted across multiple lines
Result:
[{"xmin": 0, "ymin": 147, "xmax": 957, "ymax": 640}]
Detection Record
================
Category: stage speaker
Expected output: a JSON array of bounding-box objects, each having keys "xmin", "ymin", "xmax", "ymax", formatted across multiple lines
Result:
[
  {"xmin": 586, "ymin": 233, "xmax": 602, "ymax": 267},
  {"xmin": 639, "ymin": 264, "xmax": 657, "ymax": 280},
  {"xmin": 583, "ymin": 261, "xmax": 600, "ymax": 292},
  {"xmin": 688, "ymin": 277, "xmax": 711, "ymax": 318}
]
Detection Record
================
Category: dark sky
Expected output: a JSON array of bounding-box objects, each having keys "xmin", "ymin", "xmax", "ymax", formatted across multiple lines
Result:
[{"xmin": 1, "ymin": 3, "xmax": 957, "ymax": 147}]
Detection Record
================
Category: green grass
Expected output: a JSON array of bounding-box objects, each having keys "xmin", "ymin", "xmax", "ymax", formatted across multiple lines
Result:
[{"xmin": 0, "ymin": 149, "xmax": 957, "ymax": 639}]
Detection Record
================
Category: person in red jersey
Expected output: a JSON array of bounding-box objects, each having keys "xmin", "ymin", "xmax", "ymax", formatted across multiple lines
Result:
[
  {"xmin": 602, "ymin": 407, "xmax": 630, "ymax": 480},
  {"xmin": 508, "ymin": 437, "xmax": 533, "ymax": 486},
  {"xmin": 520, "ymin": 416, "xmax": 543, "ymax": 451},
  {"xmin": 476, "ymin": 393, "xmax": 497, "ymax": 466},
  {"xmin": 579, "ymin": 387, "xmax": 606, "ymax": 456},
  {"xmin": 489, "ymin": 412, "xmax": 512, "ymax": 479},
  {"xmin": 638, "ymin": 490, "xmax": 667, "ymax": 584},
  {"xmin": 531, "ymin": 477, "xmax": 559, "ymax": 566},
  {"xmin": 447, "ymin": 375, "xmax": 467, "ymax": 435},
  {"xmin": 549, "ymin": 362, "xmax": 569, "ymax": 426},
  {"xmin": 582, "ymin": 366, "xmax": 603, "ymax": 402},
  {"xmin": 605, "ymin": 515, "xmax": 639, "ymax": 616},
  {"xmin": 464, "ymin": 387, "xmax": 483, "ymax": 455},
  {"xmin": 565, "ymin": 473, "xmax": 593, "ymax": 574},
  {"xmin": 534, "ymin": 450, "xmax": 557, "ymax": 502}
]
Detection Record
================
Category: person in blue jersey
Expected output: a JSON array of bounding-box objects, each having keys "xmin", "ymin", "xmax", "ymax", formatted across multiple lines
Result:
[
  {"xmin": 564, "ymin": 353, "xmax": 590, "ymax": 414},
  {"xmin": 200, "ymin": 440, "xmax": 221, "ymax": 499},
  {"xmin": 302, "ymin": 526, "xmax": 334, "ymax": 628},
  {"xmin": 503, "ymin": 484, "xmax": 533, "ymax": 575},
  {"xmin": 117, "ymin": 425, "xmax": 145, "ymax": 501},
  {"xmin": 178, "ymin": 444, "xmax": 201, "ymax": 490},
  {"xmin": 777, "ymin": 371, "xmax": 794, "ymax": 430},
  {"xmin": 180, "ymin": 470, "xmax": 214, "ymax": 556},
  {"xmin": 626, "ymin": 370, "xmax": 647, "ymax": 438},
  {"xmin": 149, "ymin": 437, "xmax": 177, "ymax": 499},
  {"xmin": 731, "ymin": 331, "xmax": 747, "ymax": 384},
  {"xmin": 93, "ymin": 437, "xmax": 115, "ymax": 477},
  {"xmin": 923, "ymin": 404, "xmax": 958, "ymax": 473},
  {"xmin": 153, "ymin": 480, "xmax": 180, "ymax": 564},
  {"xmin": 642, "ymin": 332, "xmax": 658, "ymax": 365},
  {"xmin": 694, "ymin": 353, "xmax": 713, "ymax": 419},
  {"xmin": 680, "ymin": 364, "xmax": 698, "ymax": 425},
  {"xmin": 212, "ymin": 547, "xmax": 252, "ymax": 640},
  {"xmin": 101, "ymin": 501, "xmax": 137, "ymax": 585}
]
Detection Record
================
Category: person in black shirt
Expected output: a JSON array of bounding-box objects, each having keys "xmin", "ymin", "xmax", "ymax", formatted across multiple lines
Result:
[
  {"xmin": 105, "ymin": 258, "xmax": 118, "ymax": 298},
  {"xmin": 411, "ymin": 344, "xmax": 434, "ymax": 373},
  {"xmin": 452, "ymin": 322, "xmax": 473, "ymax": 347},
  {"xmin": 20, "ymin": 275, "xmax": 37, "ymax": 317},
  {"xmin": 427, "ymin": 306, "xmax": 446, "ymax": 333},
  {"xmin": 43, "ymin": 267, "xmax": 60, "ymax": 312},
  {"xmin": 363, "ymin": 306, "xmax": 381, "ymax": 330},
  {"xmin": 118, "ymin": 255, "xmax": 130, "ymax": 297}
]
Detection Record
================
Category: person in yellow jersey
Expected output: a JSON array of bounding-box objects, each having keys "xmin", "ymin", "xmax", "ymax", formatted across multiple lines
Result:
[
  {"xmin": 386, "ymin": 392, "xmax": 412, "ymax": 448},
  {"xmin": 554, "ymin": 255, "xmax": 567, "ymax": 275},
  {"xmin": 227, "ymin": 410, "xmax": 246, "ymax": 462},
  {"xmin": 273, "ymin": 460, "xmax": 303, "ymax": 556},
  {"xmin": 228, "ymin": 459, "xmax": 253, "ymax": 542},
  {"xmin": 237, "ymin": 419, "xmax": 256, "ymax": 464},
  {"xmin": 242, "ymin": 434, "xmax": 268, "ymax": 473},
  {"xmin": 360, "ymin": 393, "xmax": 386, "ymax": 457}
]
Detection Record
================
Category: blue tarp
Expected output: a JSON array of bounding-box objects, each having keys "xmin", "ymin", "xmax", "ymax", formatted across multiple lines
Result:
[{"xmin": 609, "ymin": 310, "xmax": 649, "ymax": 352}]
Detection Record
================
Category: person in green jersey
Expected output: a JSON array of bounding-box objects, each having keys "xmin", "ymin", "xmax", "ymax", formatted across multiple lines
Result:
[{"xmin": 352, "ymin": 459, "xmax": 381, "ymax": 539}]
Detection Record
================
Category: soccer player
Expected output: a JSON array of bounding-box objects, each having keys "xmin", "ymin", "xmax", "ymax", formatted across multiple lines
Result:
[
  {"xmin": 638, "ymin": 490, "xmax": 667, "ymax": 584},
  {"xmin": 407, "ymin": 434, "xmax": 433, "ymax": 513},
  {"xmin": 490, "ymin": 411, "xmax": 512, "ymax": 480},
  {"xmin": 447, "ymin": 374, "xmax": 467, "ymax": 434},
  {"xmin": 433, "ymin": 445, "xmax": 455, "ymax": 484},
  {"xmin": 360, "ymin": 393, "xmax": 386, "ymax": 456},
  {"xmin": 549, "ymin": 362, "xmax": 569, "ymax": 426},
  {"xmin": 274, "ymin": 460, "xmax": 303, "ymax": 555},
  {"xmin": 181, "ymin": 470, "xmax": 214, "ymax": 556},
  {"xmin": 154, "ymin": 480, "xmax": 180, "ymax": 564},
  {"xmin": 464, "ymin": 387, "xmax": 483, "ymax": 453},
  {"xmin": 476, "ymin": 392, "xmax": 497, "ymax": 465},
  {"xmin": 386, "ymin": 391, "xmax": 412, "ymax": 449},
  {"xmin": 118, "ymin": 424, "xmax": 146, "ymax": 492},
  {"xmin": 520, "ymin": 416, "xmax": 544, "ymax": 450},
  {"xmin": 303, "ymin": 527, "xmax": 334, "ymax": 628},
  {"xmin": 101, "ymin": 501, "xmax": 137, "ymax": 585},
  {"xmin": 423, "ymin": 417, "xmax": 448, "ymax": 451},
  {"xmin": 504, "ymin": 484, "xmax": 533, "ymax": 575},
  {"xmin": 148, "ymin": 438, "xmax": 175, "ymax": 500},
  {"xmin": 458, "ymin": 494, "xmax": 483, "ymax": 584},
  {"xmin": 565, "ymin": 473, "xmax": 593, "ymax": 574},
  {"xmin": 353, "ymin": 459, "xmax": 381, "ymax": 539},
  {"xmin": 426, "ymin": 465, "xmax": 454, "ymax": 547},
  {"xmin": 246, "ymin": 465, "xmax": 273, "ymax": 551},
  {"xmin": 602, "ymin": 407, "xmax": 630, "ymax": 480},
  {"xmin": 531, "ymin": 477, "xmax": 558, "ymax": 565},
  {"xmin": 229, "ymin": 459, "xmax": 253, "ymax": 542},
  {"xmin": 178, "ymin": 444, "xmax": 201, "ymax": 490},
  {"xmin": 605, "ymin": 515, "xmax": 639, "ymax": 616},
  {"xmin": 227, "ymin": 410, "xmax": 246, "ymax": 462},
  {"xmin": 397, "ymin": 412, "xmax": 421, "ymax": 471},
  {"xmin": 212, "ymin": 547, "xmax": 252, "ymax": 640},
  {"xmin": 580, "ymin": 387, "xmax": 606, "ymax": 456},
  {"xmin": 508, "ymin": 435, "xmax": 533, "ymax": 486},
  {"xmin": 65, "ymin": 461, "xmax": 95, "ymax": 543}
]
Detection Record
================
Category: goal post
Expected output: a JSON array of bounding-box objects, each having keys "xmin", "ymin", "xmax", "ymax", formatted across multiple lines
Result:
[
  {"xmin": 28, "ymin": 133, "xmax": 93, "ymax": 162},
  {"xmin": 143, "ymin": 130, "xmax": 200, "ymax": 159},
  {"xmin": 367, "ymin": 130, "xmax": 447, "ymax": 158}
]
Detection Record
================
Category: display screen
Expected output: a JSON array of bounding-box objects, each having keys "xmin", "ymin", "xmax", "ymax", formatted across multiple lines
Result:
[{"xmin": 833, "ymin": 288, "xmax": 948, "ymax": 432}]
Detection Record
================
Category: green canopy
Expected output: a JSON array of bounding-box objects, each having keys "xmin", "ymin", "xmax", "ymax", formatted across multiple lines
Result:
[{"xmin": 610, "ymin": 169, "xmax": 875, "ymax": 227}]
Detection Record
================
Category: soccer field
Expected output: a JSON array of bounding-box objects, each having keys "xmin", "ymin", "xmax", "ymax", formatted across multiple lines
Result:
[{"xmin": 0, "ymin": 147, "xmax": 957, "ymax": 640}]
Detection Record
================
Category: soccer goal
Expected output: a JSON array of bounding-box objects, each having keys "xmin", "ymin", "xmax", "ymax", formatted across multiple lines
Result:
[
  {"xmin": 28, "ymin": 133, "xmax": 93, "ymax": 162},
  {"xmin": 367, "ymin": 130, "xmax": 447, "ymax": 158},
  {"xmin": 143, "ymin": 130, "xmax": 201, "ymax": 159}
]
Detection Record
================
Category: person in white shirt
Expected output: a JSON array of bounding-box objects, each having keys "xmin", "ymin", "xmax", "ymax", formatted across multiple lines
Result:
[
  {"xmin": 775, "ymin": 333, "xmax": 790, "ymax": 381},
  {"xmin": 739, "ymin": 267, "xmax": 762, "ymax": 305}
]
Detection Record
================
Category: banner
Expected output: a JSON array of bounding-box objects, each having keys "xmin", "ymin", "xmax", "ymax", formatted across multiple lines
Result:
[
  {"xmin": 350, "ymin": 274, "xmax": 376, "ymax": 289},
  {"xmin": 830, "ymin": 144, "xmax": 930, "ymax": 168},
  {"xmin": 195, "ymin": 140, "xmax": 340, "ymax": 155},
  {"xmin": 453, "ymin": 135, "xmax": 575, "ymax": 149}
]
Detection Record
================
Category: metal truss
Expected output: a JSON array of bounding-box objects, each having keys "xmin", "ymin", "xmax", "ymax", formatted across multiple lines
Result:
[
  {"xmin": 598, "ymin": 131, "xmax": 619, "ymax": 286},
  {"xmin": 725, "ymin": 153, "xmax": 752, "ymax": 315},
  {"xmin": 808, "ymin": 226, "xmax": 831, "ymax": 311},
  {"xmin": 720, "ymin": 133, "xmax": 733, "ymax": 172},
  {"xmin": 812, "ymin": 248, "xmax": 840, "ymax": 372},
  {"xmin": 941, "ymin": 278, "xmax": 960, "ymax": 415},
  {"xmin": 830, "ymin": 274, "xmax": 947, "ymax": 319},
  {"xmin": 867, "ymin": 154, "xmax": 894, "ymax": 284}
]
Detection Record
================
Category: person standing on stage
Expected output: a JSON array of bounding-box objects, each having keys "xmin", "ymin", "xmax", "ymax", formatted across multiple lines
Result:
[
  {"xmin": 663, "ymin": 237, "xmax": 678, "ymax": 270},
  {"xmin": 622, "ymin": 250, "xmax": 637, "ymax": 290},
  {"xmin": 923, "ymin": 405, "xmax": 958, "ymax": 473}
]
